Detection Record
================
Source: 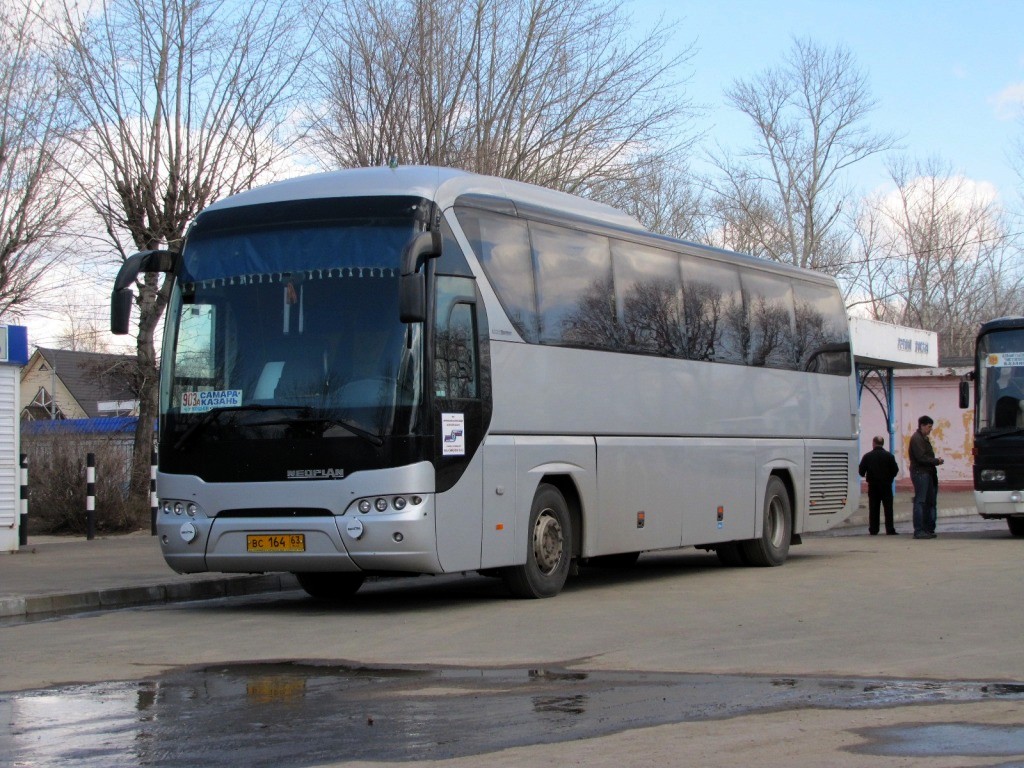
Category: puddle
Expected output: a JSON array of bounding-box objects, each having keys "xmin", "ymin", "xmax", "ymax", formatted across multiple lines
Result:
[
  {"xmin": 853, "ymin": 722, "xmax": 1024, "ymax": 759},
  {"xmin": 2, "ymin": 664, "xmax": 1023, "ymax": 766}
]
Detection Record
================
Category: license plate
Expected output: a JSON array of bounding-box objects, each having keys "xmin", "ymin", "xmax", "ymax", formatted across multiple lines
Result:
[{"xmin": 246, "ymin": 533, "xmax": 305, "ymax": 552}]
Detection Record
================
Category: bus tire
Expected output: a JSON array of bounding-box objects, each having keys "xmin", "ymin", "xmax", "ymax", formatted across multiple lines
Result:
[
  {"xmin": 1008, "ymin": 517, "xmax": 1024, "ymax": 537},
  {"xmin": 741, "ymin": 476, "xmax": 792, "ymax": 567},
  {"xmin": 502, "ymin": 483, "xmax": 573, "ymax": 598},
  {"xmin": 294, "ymin": 572, "xmax": 365, "ymax": 600}
]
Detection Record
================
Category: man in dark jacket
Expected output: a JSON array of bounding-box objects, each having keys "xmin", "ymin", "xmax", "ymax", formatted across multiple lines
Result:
[
  {"xmin": 859, "ymin": 435, "xmax": 900, "ymax": 535},
  {"xmin": 909, "ymin": 415, "xmax": 944, "ymax": 539}
]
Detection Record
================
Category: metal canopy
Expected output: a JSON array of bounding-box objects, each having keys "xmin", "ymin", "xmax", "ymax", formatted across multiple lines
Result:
[{"xmin": 850, "ymin": 318, "xmax": 940, "ymax": 460}]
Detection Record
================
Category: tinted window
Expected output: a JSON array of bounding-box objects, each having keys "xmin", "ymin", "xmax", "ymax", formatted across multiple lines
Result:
[
  {"xmin": 792, "ymin": 280, "xmax": 851, "ymax": 375},
  {"xmin": 679, "ymin": 254, "xmax": 744, "ymax": 364},
  {"xmin": 741, "ymin": 271, "xmax": 796, "ymax": 369},
  {"xmin": 531, "ymin": 222, "xmax": 615, "ymax": 348},
  {"xmin": 434, "ymin": 276, "xmax": 479, "ymax": 399},
  {"xmin": 612, "ymin": 240, "xmax": 684, "ymax": 356},
  {"xmin": 455, "ymin": 208, "xmax": 538, "ymax": 342}
]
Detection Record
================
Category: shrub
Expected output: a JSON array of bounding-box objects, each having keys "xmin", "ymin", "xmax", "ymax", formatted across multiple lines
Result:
[{"xmin": 24, "ymin": 436, "xmax": 141, "ymax": 535}]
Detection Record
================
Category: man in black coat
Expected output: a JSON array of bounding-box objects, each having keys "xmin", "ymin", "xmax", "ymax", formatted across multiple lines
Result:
[{"xmin": 859, "ymin": 435, "xmax": 900, "ymax": 535}]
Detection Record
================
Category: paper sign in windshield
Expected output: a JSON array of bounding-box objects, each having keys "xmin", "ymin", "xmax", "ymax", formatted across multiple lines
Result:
[
  {"xmin": 181, "ymin": 390, "xmax": 243, "ymax": 413},
  {"xmin": 986, "ymin": 353, "xmax": 1024, "ymax": 368}
]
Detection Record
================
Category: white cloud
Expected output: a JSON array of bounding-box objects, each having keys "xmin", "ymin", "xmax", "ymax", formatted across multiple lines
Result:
[{"xmin": 991, "ymin": 82, "xmax": 1024, "ymax": 120}]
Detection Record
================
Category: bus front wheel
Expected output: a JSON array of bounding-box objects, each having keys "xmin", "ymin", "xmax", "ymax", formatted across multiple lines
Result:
[
  {"xmin": 294, "ymin": 572, "xmax": 365, "ymax": 600},
  {"xmin": 741, "ymin": 476, "xmax": 792, "ymax": 567},
  {"xmin": 502, "ymin": 483, "xmax": 573, "ymax": 599},
  {"xmin": 1008, "ymin": 517, "xmax": 1024, "ymax": 537}
]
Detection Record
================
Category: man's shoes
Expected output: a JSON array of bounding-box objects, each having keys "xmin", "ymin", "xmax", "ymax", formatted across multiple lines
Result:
[
  {"xmin": 886, "ymin": 531, "xmax": 899, "ymax": 535},
  {"xmin": 869, "ymin": 531, "xmax": 878, "ymax": 535},
  {"xmin": 913, "ymin": 532, "xmax": 930, "ymax": 539}
]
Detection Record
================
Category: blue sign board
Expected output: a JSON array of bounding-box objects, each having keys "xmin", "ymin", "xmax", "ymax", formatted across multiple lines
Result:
[{"xmin": 0, "ymin": 326, "xmax": 29, "ymax": 365}]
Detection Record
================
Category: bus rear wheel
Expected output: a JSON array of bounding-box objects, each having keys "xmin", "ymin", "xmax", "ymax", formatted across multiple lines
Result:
[
  {"xmin": 741, "ymin": 476, "xmax": 792, "ymax": 567},
  {"xmin": 502, "ymin": 483, "xmax": 573, "ymax": 599},
  {"xmin": 1008, "ymin": 517, "xmax": 1024, "ymax": 537},
  {"xmin": 294, "ymin": 572, "xmax": 365, "ymax": 600}
]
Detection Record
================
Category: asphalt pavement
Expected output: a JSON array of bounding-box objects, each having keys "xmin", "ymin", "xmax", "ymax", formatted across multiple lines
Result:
[{"xmin": 0, "ymin": 491, "xmax": 979, "ymax": 621}]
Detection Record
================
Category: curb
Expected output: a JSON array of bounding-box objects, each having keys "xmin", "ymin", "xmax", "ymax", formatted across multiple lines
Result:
[{"xmin": 0, "ymin": 573, "xmax": 299, "ymax": 621}]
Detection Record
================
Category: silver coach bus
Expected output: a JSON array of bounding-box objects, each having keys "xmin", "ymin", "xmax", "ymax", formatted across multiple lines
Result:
[{"xmin": 111, "ymin": 166, "xmax": 859, "ymax": 599}]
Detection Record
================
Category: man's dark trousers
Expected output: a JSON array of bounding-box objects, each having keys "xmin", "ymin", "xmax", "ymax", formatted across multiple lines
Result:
[{"xmin": 867, "ymin": 483, "xmax": 896, "ymax": 535}]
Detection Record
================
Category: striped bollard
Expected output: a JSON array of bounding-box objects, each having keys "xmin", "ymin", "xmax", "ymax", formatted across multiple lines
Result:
[
  {"xmin": 86, "ymin": 453, "xmax": 96, "ymax": 540},
  {"xmin": 18, "ymin": 454, "xmax": 28, "ymax": 546},
  {"xmin": 150, "ymin": 449, "xmax": 158, "ymax": 535}
]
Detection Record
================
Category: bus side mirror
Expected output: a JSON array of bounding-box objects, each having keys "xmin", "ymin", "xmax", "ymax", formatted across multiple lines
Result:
[
  {"xmin": 959, "ymin": 379, "xmax": 970, "ymax": 409},
  {"xmin": 111, "ymin": 289, "xmax": 135, "ymax": 335},
  {"xmin": 110, "ymin": 250, "xmax": 177, "ymax": 334},
  {"xmin": 398, "ymin": 230, "xmax": 441, "ymax": 323},
  {"xmin": 399, "ymin": 273, "xmax": 426, "ymax": 324}
]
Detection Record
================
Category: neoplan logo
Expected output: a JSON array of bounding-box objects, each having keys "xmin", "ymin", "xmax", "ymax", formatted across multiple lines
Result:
[{"xmin": 287, "ymin": 468, "xmax": 345, "ymax": 480}]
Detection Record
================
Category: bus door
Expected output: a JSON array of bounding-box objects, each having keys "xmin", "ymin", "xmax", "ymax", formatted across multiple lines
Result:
[{"xmin": 432, "ymin": 275, "xmax": 491, "ymax": 572}]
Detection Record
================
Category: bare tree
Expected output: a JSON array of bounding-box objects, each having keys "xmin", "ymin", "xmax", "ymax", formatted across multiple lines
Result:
[
  {"xmin": 0, "ymin": 0, "xmax": 75, "ymax": 320},
  {"xmin": 590, "ymin": 156, "xmax": 708, "ymax": 240},
  {"xmin": 308, "ymin": 0, "xmax": 698, "ymax": 200},
  {"xmin": 709, "ymin": 38, "xmax": 894, "ymax": 275},
  {"xmin": 46, "ymin": 0, "xmax": 315, "ymax": 517},
  {"xmin": 1014, "ymin": 112, "xmax": 1024, "ymax": 209},
  {"xmin": 853, "ymin": 156, "xmax": 1023, "ymax": 356},
  {"xmin": 54, "ymin": 295, "xmax": 112, "ymax": 353}
]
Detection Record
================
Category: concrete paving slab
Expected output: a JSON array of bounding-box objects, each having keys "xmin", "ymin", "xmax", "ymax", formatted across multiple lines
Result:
[{"xmin": 0, "ymin": 491, "xmax": 981, "ymax": 620}]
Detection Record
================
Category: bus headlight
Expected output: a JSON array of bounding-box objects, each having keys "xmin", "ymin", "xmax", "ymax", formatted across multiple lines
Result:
[
  {"xmin": 981, "ymin": 469, "xmax": 1006, "ymax": 483},
  {"xmin": 352, "ymin": 495, "xmax": 425, "ymax": 514},
  {"xmin": 160, "ymin": 499, "xmax": 206, "ymax": 519}
]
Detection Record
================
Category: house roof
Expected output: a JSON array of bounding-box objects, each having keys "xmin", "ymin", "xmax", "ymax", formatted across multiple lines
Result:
[
  {"xmin": 29, "ymin": 348, "xmax": 139, "ymax": 418},
  {"xmin": 21, "ymin": 416, "xmax": 139, "ymax": 436}
]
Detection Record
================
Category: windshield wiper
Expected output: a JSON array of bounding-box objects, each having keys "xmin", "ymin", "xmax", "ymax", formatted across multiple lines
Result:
[
  {"xmin": 275, "ymin": 413, "xmax": 385, "ymax": 447},
  {"xmin": 174, "ymin": 405, "xmax": 386, "ymax": 449},
  {"xmin": 173, "ymin": 404, "xmax": 303, "ymax": 450}
]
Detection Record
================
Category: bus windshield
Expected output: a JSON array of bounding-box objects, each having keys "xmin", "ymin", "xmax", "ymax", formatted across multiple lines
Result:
[
  {"xmin": 160, "ymin": 197, "xmax": 427, "ymax": 447},
  {"xmin": 976, "ymin": 327, "xmax": 1024, "ymax": 433}
]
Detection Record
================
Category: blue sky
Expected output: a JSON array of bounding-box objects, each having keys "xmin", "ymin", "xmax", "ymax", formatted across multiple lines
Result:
[{"xmin": 635, "ymin": 0, "xmax": 1024, "ymax": 203}]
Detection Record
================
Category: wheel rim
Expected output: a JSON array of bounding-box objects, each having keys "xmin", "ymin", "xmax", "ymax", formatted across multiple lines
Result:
[
  {"xmin": 532, "ymin": 508, "xmax": 564, "ymax": 575},
  {"xmin": 767, "ymin": 495, "xmax": 786, "ymax": 549}
]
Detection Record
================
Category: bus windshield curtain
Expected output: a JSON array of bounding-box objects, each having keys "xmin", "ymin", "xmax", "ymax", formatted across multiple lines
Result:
[{"xmin": 181, "ymin": 223, "xmax": 413, "ymax": 283}]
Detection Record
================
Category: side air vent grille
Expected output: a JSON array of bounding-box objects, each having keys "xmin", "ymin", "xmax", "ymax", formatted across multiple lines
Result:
[{"xmin": 809, "ymin": 452, "xmax": 849, "ymax": 514}]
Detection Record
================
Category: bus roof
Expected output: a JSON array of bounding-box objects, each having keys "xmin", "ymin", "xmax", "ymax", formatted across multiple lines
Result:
[
  {"xmin": 203, "ymin": 165, "xmax": 644, "ymax": 232},
  {"xmin": 979, "ymin": 316, "xmax": 1024, "ymax": 335},
  {"xmin": 200, "ymin": 165, "xmax": 838, "ymax": 288}
]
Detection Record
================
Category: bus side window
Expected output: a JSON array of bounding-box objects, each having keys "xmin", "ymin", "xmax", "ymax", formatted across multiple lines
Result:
[
  {"xmin": 455, "ymin": 207, "xmax": 538, "ymax": 342},
  {"xmin": 435, "ymin": 276, "xmax": 479, "ymax": 399},
  {"xmin": 791, "ymin": 281, "xmax": 851, "ymax": 375},
  {"xmin": 740, "ymin": 271, "xmax": 796, "ymax": 370}
]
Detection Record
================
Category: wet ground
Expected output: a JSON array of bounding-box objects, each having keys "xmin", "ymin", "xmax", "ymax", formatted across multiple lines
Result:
[{"xmin": 3, "ymin": 663, "xmax": 1024, "ymax": 767}]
